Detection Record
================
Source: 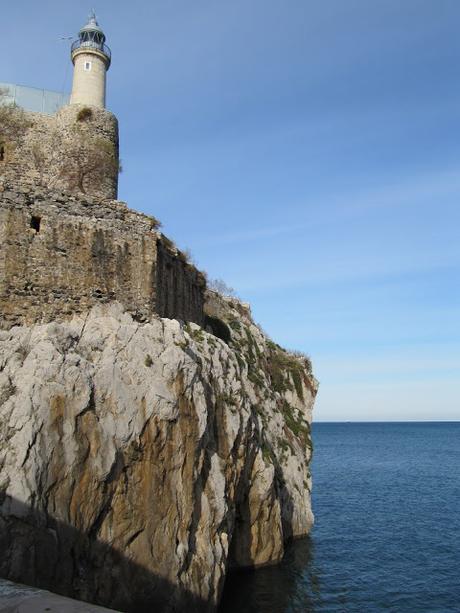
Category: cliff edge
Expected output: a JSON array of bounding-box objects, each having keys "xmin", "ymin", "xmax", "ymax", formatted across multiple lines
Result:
[{"xmin": 0, "ymin": 295, "xmax": 317, "ymax": 612}]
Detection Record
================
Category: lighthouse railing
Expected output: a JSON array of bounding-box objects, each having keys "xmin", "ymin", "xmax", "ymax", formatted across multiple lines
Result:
[{"xmin": 71, "ymin": 40, "xmax": 112, "ymax": 62}]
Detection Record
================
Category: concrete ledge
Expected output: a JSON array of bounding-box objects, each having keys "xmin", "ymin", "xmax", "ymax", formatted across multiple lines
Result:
[{"xmin": 0, "ymin": 579, "xmax": 119, "ymax": 613}]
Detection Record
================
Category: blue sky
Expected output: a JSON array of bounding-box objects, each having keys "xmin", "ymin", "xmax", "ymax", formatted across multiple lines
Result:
[{"xmin": 2, "ymin": 1, "xmax": 459, "ymax": 420}]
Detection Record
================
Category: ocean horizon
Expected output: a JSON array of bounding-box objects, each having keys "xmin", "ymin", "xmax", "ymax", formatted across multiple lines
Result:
[{"xmin": 315, "ymin": 420, "xmax": 460, "ymax": 423}]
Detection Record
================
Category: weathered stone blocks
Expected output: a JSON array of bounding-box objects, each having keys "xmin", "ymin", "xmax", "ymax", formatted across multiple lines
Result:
[
  {"xmin": 0, "ymin": 104, "xmax": 119, "ymax": 199},
  {"xmin": 0, "ymin": 185, "xmax": 205, "ymax": 329}
]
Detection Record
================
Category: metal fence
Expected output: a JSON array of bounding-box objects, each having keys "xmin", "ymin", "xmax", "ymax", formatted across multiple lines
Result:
[{"xmin": 0, "ymin": 83, "xmax": 69, "ymax": 115}]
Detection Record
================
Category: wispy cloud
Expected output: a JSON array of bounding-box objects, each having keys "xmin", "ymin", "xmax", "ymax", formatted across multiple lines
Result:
[{"xmin": 195, "ymin": 166, "xmax": 460, "ymax": 249}]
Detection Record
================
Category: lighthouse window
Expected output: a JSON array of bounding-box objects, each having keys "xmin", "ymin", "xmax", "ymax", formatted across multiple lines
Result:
[{"xmin": 84, "ymin": 61, "xmax": 92, "ymax": 71}]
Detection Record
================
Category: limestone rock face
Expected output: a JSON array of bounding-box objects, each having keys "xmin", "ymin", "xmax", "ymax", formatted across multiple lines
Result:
[{"xmin": 0, "ymin": 300, "xmax": 317, "ymax": 612}]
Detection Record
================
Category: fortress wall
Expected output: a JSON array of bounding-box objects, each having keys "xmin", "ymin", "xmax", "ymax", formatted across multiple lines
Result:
[
  {"xmin": 0, "ymin": 112, "xmax": 53, "ymax": 188},
  {"xmin": 0, "ymin": 105, "xmax": 119, "ymax": 200},
  {"xmin": 0, "ymin": 187, "xmax": 157, "ymax": 329},
  {"xmin": 155, "ymin": 239, "xmax": 206, "ymax": 326},
  {"xmin": 0, "ymin": 187, "xmax": 205, "ymax": 330}
]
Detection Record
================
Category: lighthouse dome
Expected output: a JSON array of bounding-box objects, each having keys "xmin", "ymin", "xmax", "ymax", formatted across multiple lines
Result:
[
  {"xmin": 79, "ymin": 13, "xmax": 106, "ymax": 42},
  {"xmin": 71, "ymin": 11, "xmax": 111, "ymax": 69}
]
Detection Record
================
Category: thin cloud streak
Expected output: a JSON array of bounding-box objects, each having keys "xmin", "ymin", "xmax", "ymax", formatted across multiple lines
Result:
[
  {"xmin": 193, "ymin": 167, "xmax": 460, "ymax": 248},
  {"xmin": 234, "ymin": 253, "xmax": 458, "ymax": 293}
]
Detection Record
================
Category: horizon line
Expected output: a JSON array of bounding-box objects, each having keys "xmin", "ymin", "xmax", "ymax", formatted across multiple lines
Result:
[{"xmin": 312, "ymin": 420, "xmax": 460, "ymax": 423}]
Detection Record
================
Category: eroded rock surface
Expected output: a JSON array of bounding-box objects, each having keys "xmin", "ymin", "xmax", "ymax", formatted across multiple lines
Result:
[{"xmin": 0, "ymin": 298, "xmax": 317, "ymax": 612}]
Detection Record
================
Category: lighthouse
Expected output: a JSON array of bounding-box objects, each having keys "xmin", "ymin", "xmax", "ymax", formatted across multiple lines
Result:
[{"xmin": 70, "ymin": 12, "xmax": 111, "ymax": 109}]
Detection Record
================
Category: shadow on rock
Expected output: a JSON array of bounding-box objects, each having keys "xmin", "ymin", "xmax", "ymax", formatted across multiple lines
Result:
[
  {"xmin": 0, "ymin": 494, "xmax": 209, "ymax": 613},
  {"xmin": 219, "ymin": 537, "xmax": 319, "ymax": 613}
]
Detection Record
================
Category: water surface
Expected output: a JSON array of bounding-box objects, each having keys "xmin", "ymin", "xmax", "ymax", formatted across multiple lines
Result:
[{"xmin": 219, "ymin": 422, "xmax": 460, "ymax": 612}]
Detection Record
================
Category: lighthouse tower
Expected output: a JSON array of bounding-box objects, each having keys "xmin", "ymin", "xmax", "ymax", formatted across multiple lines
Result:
[{"xmin": 70, "ymin": 12, "xmax": 111, "ymax": 108}]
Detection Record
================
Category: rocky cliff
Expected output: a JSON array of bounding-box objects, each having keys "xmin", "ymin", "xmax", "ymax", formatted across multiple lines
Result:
[{"xmin": 0, "ymin": 295, "xmax": 317, "ymax": 612}]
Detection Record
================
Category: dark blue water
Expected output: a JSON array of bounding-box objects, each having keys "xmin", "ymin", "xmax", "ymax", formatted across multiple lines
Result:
[{"xmin": 219, "ymin": 422, "xmax": 460, "ymax": 612}]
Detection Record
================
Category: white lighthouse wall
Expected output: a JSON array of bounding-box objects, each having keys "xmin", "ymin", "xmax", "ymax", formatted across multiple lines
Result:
[{"xmin": 70, "ymin": 52, "xmax": 107, "ymax": 108}]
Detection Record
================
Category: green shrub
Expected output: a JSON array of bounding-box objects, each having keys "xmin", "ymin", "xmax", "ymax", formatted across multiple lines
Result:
[
  {"xmin": 235, "ymin": 353, "xmax": 245, "ymax": 372},
  {"xmin": 261, "ymin": 441, "xmax": 274, "ymax": 464},
  {"xmin": 228, "ymin": 319, "xmax": 241, "ymax": 332},
  {"xmin": 267, "ymin": 348, "xmax": 308, "ymax": 399},
  {"xmin": 247, "ymin": 364, "xmax": 264, "ymax": 388},
  {"xmin": 185, "ymin": 323, "xmax": 205, "ymax": 343},
  {"xmin": 291, "ymin": 369, "xmax": 304, "ymax": 401},
  {"xmin": 279, "ymin": 400, "xmax": 311, "ymax": 446},
  {"xmin": 216, "ymin": 392, "xmax": 237, "ymax": 406}
]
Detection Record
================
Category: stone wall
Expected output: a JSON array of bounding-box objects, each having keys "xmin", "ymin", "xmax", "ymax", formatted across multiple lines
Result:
[
  {"xmin": 0, "ymin": 104, "xmax": 119, "ymax": 200},
  {"xmin": 0, "ymin": 185, "xmax": 205, "ymax": 329},
  {"xmin": 155, "ymin": 239, "xmax": 205, "ymax": 325}
]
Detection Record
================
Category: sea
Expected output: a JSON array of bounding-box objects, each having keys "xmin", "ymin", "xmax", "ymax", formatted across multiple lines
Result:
[{"xmin": 219, "ymin": 422, "xmax": 460, "ymax": 612}]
